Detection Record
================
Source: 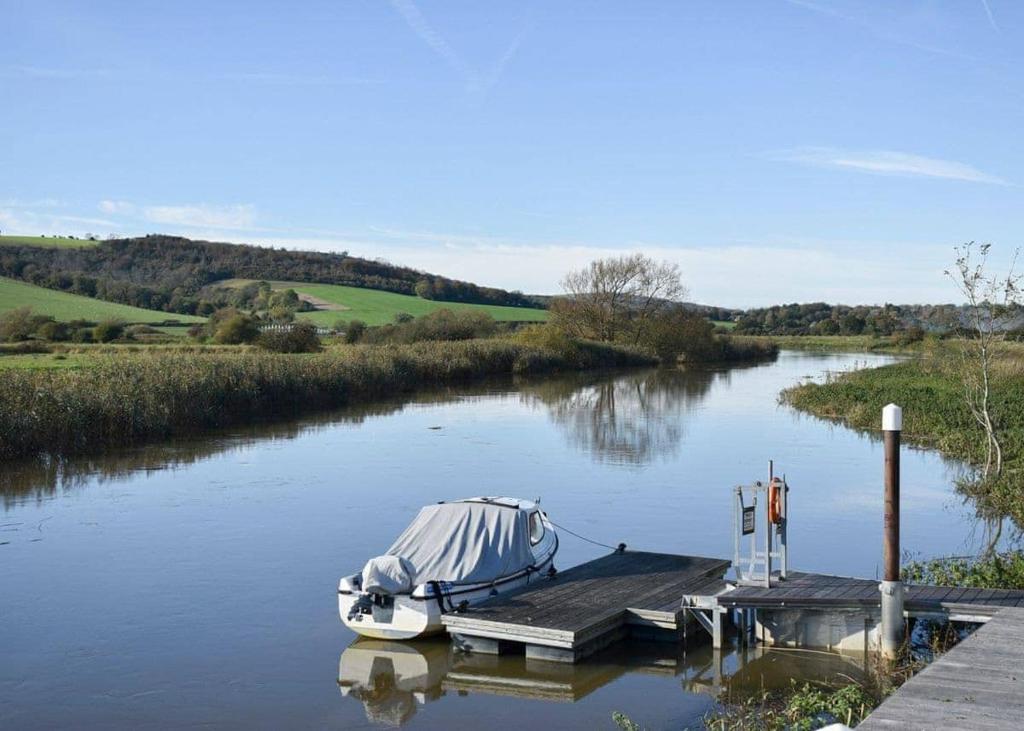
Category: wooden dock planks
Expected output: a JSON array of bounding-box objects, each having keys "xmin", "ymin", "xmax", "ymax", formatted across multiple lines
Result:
[
  {"xmin": 860, "ymin": 607, "xmax": 1024, "ymax": 730},
  {"xmin": 442, "ymin": 552, "xmax": 1024, "ymax": 669},
  {"xmin": 718, "ymin": 571, "xmax": 1024, "ymax": 617},
  {"xmin": 441, "ymin": 551, "xmax": 730, "ymax": 662}
]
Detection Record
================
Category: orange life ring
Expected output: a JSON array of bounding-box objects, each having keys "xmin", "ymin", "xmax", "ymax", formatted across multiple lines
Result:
[{"xmin": 768, "ymin": 477, "xmax": 784, "ymax": 524}]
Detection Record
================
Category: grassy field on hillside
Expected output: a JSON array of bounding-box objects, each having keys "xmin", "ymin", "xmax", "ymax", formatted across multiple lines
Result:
[
  {"xmin": 0, "ymin": 235, "xmax": 96, "ymax": 248},
  {"xmin": 224, "ymin": 279, "xmax": 548, "ymax": 326},
  {"xmin": 0, "ymin": 277, "xmax": 204, "ymax": 323}
]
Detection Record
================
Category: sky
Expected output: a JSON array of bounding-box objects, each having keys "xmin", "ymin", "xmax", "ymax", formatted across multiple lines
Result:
[{"xmin": 2, "ymin": 0, "xmax": 1023, "ymax": 307}]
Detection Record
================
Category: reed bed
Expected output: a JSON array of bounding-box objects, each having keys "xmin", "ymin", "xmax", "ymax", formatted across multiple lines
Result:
[{"xmin": 0, "ymin": 338, "xmax": 653, "ymax": 460}]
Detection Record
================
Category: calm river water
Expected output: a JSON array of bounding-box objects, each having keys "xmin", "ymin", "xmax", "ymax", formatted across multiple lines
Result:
[{"xmin": 0, "ymin": 351, "xmax": 987, "ymax": 729}]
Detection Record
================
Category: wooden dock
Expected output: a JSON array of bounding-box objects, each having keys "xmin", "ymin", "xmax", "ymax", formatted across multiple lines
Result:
[
  {"xmin": 719, "ymin": 570, "xmax": 1024, "ymax": 620},
  {"xmin": 442, "ymin": 550, "xmax": 1024, "ymax": 667},
  {"xmin": 441, "ymin": 551, "xmax": 730, "ymax": 663},
  {"xmin": 860, "ymin": 606, "xmax": 1024, "ymax": 730}
]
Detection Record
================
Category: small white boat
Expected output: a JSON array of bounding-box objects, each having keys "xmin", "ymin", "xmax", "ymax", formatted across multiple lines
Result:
[{"xmin": 338, "ymin": 497, "xmax": 558, "ymax": 640}]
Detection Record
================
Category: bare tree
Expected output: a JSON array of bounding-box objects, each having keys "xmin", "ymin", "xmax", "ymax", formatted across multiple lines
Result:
[
  {"xmin": 552, "ymin": 254, "xmax": 688, "ymax": 345},
  {"xmin": 947, "ymin": 244, "xmax": 1021, "ymax": 478},
  {"xmin": 946, "ymin": 243, "xmax": 1022, "ymax": 550}
]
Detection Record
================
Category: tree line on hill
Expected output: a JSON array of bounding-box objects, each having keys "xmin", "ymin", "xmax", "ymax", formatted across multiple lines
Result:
[
  {"xmin": 0, "ymin": 235, "xmax": 541, "ymax": 316},
  {"xmin": 730, "ymin": 301, "xmax": 1024, "ymax": 336}
]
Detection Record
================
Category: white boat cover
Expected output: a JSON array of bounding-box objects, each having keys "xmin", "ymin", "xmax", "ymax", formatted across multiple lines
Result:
[
  {"xmin": 364, "ymin": 501, "xmax": 536, "ymax": 589},
  {"xmin": 361, "ymin": 555, "xmax": 415, "ymax": 595}
]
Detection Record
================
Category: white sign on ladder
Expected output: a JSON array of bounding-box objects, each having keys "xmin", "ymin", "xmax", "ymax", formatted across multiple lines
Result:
[{"xmin": 733, "ymin": 462, "xmax": 789, "ymax": 588}]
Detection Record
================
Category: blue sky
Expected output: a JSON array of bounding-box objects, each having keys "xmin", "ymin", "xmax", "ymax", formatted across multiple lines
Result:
[{"xmin": 2, "ymin": 0, "xmax": 1022, "ymax": 306}]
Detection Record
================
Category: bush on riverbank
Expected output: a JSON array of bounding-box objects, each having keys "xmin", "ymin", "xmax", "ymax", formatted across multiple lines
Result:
[
  {"xmin": 0, "ymin": 337, "xmax": 655, "ymax": 460},
  {"xmin": 256, "ymin": 323, "xmax": 322, "ymax": 353},
  {"xmin": 710, "ymin": 335, "xmax": 779, "ymax": 363},
  {"xmin": 697, "ymin": 682, "xmax": 878, "ymax": 730},
  {"xmin": 904, "ymin": 551, "xmax": 1024, "ymax": 589},
  {"xmin": 357, "ymin": 309, "xmax": 500, "ymax": 345}
]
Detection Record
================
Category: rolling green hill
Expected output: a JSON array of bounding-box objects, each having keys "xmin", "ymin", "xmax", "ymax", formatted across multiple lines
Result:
[
  {"xmin": 230, "ymin": 280, "xmax": 548, "ymax": 326},
  {"xmin": 0, "ymin": 277, "xmax": 203, "ymax": 323},
  {"xmin": 0, "ymin": 235, "xmax": 97, "ymax": 248}
]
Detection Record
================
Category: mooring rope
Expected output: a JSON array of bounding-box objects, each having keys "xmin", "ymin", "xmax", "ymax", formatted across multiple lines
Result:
[{"xmin": 546, "ymin": 518, "xmax": 625, "ymax": 553}]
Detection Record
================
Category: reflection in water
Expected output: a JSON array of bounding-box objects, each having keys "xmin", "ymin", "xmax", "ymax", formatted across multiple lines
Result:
[
  {"xmin": 522, "ymin": 368, "xmax": 721, "ymax": 465},
  {"xmin": 338, "ymin": 639, "xmax": 451, "ymax": 726},
  {"xmin": 337, "ymin": 636, "xmax": 868, "ymax": 727},
  {"xmin": 0, "ymin": 366, "xmax": 721, "ymax": 505}
]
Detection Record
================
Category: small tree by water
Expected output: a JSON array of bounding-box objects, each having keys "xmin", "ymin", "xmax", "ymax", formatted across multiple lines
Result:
[{"xmin": 946, "ymin": 242, "xmax": 1023, "ymax": 550}]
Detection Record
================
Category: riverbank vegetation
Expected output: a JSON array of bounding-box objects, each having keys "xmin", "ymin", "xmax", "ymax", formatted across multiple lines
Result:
[
  {"xmin": 781, "ymin": 343, "xmax": 1024, "ymax": 530},
  {"xmin": 732, "ymin": 333, "xmax": 932, "ymax": 353},
  {"xmin": 903, "ymin": 550, "xmax": 1024, "ymax": 589},
  {"xmin": 0, "ymin": 337, "xmax": 654, "ymax": 461},
  {"xmin": 699, "ymin": 682, "xmax": 878, "ymax": 730}
]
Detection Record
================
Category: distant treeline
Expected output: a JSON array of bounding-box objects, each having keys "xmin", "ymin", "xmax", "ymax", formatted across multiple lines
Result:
[
  {"xmin": 731, "ymin": 302, "xmax": 1024, "ymax": 336},
  {"xmin": 0, "ymin": 235, "xmax": 541, "ymax": 316}
]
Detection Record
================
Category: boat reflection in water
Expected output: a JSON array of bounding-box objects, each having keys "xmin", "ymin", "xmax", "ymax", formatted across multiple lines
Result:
[
  {"xmin": 337, "ymin": 639, "xmax": 451, "ymax": 726},
  {"xmin": 338, "ymin": 636, "xmax": 868, "ymax": 726}
]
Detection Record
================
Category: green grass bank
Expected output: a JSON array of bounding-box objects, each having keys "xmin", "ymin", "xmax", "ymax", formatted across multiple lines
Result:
[
  {"xmin": 781, "ymin": 347, "xmax": 1024, "ymax": 526},
  {"xmin": 0, "ymin": 337, "xmax": 653, "ymax": 461}
]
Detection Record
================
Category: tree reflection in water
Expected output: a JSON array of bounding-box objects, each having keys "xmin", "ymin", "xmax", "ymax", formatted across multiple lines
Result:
[{"xmin": 522, "ymin": 368, "xmax": 720, "ymax": 466}]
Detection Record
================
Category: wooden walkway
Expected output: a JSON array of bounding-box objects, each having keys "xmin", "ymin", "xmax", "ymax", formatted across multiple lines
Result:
[
  {"xmin": 860, "ymin": 607, "xmax": 1024, "ymax": 730},
  {"xmin": 719, "ymin": 571, "xmax": 1024, "ymax": 619},
  {"xmin": 441, "ymin": 551, "xmax": 730, "ymax": 663}
]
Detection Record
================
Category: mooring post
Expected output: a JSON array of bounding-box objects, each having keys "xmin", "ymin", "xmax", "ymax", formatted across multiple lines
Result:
[{"xmin": 880, "ymin": 403, "xmax": 904, "ymax": 658}]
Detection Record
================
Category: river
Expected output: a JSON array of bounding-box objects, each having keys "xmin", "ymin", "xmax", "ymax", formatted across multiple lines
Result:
[{"xmin": 0, "ymin": 351, "xmax": 984, "ymax": 729}]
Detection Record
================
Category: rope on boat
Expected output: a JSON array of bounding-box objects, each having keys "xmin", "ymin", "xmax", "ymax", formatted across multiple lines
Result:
[{"xmin": 546, "ymin": 518, "xmax": 626, "ymax": 553}]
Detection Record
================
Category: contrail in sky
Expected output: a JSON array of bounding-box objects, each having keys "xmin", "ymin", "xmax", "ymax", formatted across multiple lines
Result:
[{"xmin": 980, "ymin": 0, "xmax": 1000, "ymax": 32}]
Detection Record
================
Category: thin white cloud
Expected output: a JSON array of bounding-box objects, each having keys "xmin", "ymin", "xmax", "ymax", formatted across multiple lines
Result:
[
  {"xmin": 142, "ymin": 204, "xmax": 257, "ymax": 230},
  {"xmin": 214, "ymin": 71, "xmax": 380, "ymax": 86},
  {"xmin": 390, "ymin": 0, "xmax": 479, "ymax": 90},
  {"xmin": 0, "ymin": 207, "xmax": 117, "ymax": 235},
  {"xmin": 980, "ymin": 0, "xmax": 1000, "ymax": 33},
  {"xmin": 0, "ymin": 65, "xmax": 113, "ymax": 79},
  {"xmin": 98, "ymin": 199, "xmax": 135, "ymax": 215},
  {"xmin": 782, "ymin": 0, "xmax": 978, "ymax": 61},
  {"xmin": 0, "ymin": 197, "xmax": 63, "ymax": 208},
  {"xmin": 389, "ymin": 0, "xmax": 526, "ymax": 94},
  {"xmin": 768, "ymin": 147, "xmax": 1008, "ymax": 185}
]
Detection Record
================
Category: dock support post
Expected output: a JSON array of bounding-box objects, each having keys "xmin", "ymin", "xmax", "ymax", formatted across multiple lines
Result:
[{"xmin": 880, "ymin": 403, "xmax": 904, "ymax": 659}]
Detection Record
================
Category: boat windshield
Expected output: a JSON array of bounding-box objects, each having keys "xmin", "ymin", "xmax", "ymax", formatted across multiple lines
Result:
[{"xmin": 529, "ymin": 511, "xmax": 545, "ymax": 545}]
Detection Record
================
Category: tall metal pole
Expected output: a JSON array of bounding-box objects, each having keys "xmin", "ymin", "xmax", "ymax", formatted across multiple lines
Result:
[{"xmin": 880, "ymin": 403, "xmax": 904, "ymax": 658}]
